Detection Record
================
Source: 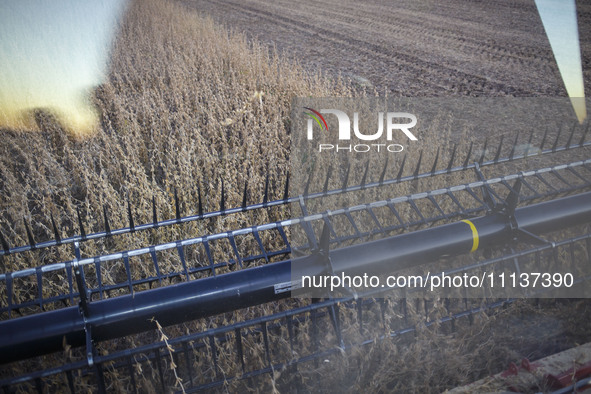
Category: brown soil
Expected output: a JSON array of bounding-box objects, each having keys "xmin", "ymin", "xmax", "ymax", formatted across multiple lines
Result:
[{"xmin": 181, "ymin": 0, "xmax": 591, "ymax": 97}]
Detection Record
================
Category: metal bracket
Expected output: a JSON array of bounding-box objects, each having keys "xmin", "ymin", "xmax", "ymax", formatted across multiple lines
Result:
[
  {"xmin": 317, "ymin": 221, "xmax": 333, "ymax": 275},
  {"xmin": 500, "ymin": 177, "xmax": 553, "ymax": 247},
  {"xmin": 315, "ymin": 222, "xmax": 358, "ymax": 300},
  {"xmin": 514, "ymin": 228, "xmax": 553, "ymax": 246}
]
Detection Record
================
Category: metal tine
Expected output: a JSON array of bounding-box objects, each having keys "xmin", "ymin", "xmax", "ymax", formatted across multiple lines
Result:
[
  {"xmin": 446, "ymin": 189, "xmax": 466, "ymax": 215},
  {"xmin": 506, "ymin": 177, "xmax": 522, "ymax": 214},
  {"xmin": 540, "ymin": 127, "xmax": 549, "ymax": 150},
  {"xmin": 177, "ymin": 243, "xmax": 189, "ymax": 281},
  {"xmin": 181, "ymin": 342, "xmax": 194, "ymax": 389},
  {"xmin": 203, "ymin": 240, "xmax": 216, "ymax": 276},
  {"xmin": 76, "ymin": 207, "xmax": 87, "ymax": 240},
  {"xmin": 303, "ymin": 165, "xmax": 315, "ymax": 197},
  {"xmin": 551, "ymin": 167, "xmax": 574, "ymax": 188},
  {"xmin": 341, "ymin": 163, "xmax": 350, "ymax": 191},
  {"xmin": 242, "ymin": 180, "xmax": 248, "ymax": 209},
  {"xmin": 396, "ymin": 153, "xmax": 407, "ymax": 180},
  {"xmin": 413, "ymin": 150, "xmax": 422, "ymax": 178},
  {"xmin": 23, "ymin": 218, "xmax": 36, "ymax": 248},
  {"xmin": 565, "ymin": 165, "xmax": 589, "ymax": 185},
  {"xmin": 123, "ymin": 253, "xmax": 133, "ymax": 296},
  {"xmin": 408, "ymin": 199, "xmax": 427, "ymax": 224},
  {"xmin": 493, "ymin": 135, "xmax": 504, "ymax": 163},
  {"xmin": 565, "ymin": 122, "xmax": 577, "ymax": 148},
  {"xmin": 95, "ymin": 363, "xmax": 107, "ymax": 394},
  {"xmin": 0, "ymin": 228, "xmax": 9, "ymax": 253},
  {"xmin": 478, "ymin": 138, "xmax": 488, "ymax": 165},
  {"xmin": 174, "ymin": 188, "xmax": 181, "ymax": 221},
  {"xmin": 517, "ymin": 175, "xmax": 538, "ymax": 197},
  {"xmin": 534, "ymin": 250, "xmax": 543, "ymax": 273},
  {"xmin": 150, "ymin": 249, "xmax": 163, "ymax": 286},
  {"xmin": 430, "ymin": 147, "xmax": 440, "ymax": 174},
  {"xmin": 126, "ymin": 355, "xmax": 138, "ymax": 394},
  {"xmin": 209, "ymin": 335, "xmax": 220, "ymax": 380},
  {"xmin": 328, "ymin": 304, "xmax": 344, "ymax": 348},
  {"xmin": 149, "ymin": 197, "xmax": 159, "ymax": 229},
  {"xmin": 220, "ymin": 179, "xmax": 226, "ymax": 212},
  {"xmin": 462, "ymin": 142, "xmax": 473, "ymax": 168},
  {"xmin": 379, "ymin": 298, "xmax": 387, "ymax": 330},
  {"xmin": 360, "ymin": 160, "xmax": 370, "ymax": 188},
  {"xmin": 65, "ymin": 370, "xmax": 76, "ymax": 394},
  {"xmin": 569, "ymin": 239, "xmax": 576, "ymax": 268},
  {"xmin": 261, "ymin": 322, "xmax": 272, "ymax": 368},
  {"xmin": 50, "ymin": 213, "xmax": 61, "ymax": 244},
  {"xmin": 310, "ymin": 300, "xmax": 319, "ymax": 364},
  {"xmin": 509, "ymin": 134, "xmax": 519, "ymax": 159},
  {"xmin": 154, "ymin": 349, "xmax": 166, "ymax": 393},
  {"xmin": 38, "ymin": 279, "xmax": 52, "ymax": 309},
  {"xmin": 474, "ymin": 164, "xmax": 495, "ymax": 210},
  {"xmin": 486, "ymin": 182, "xmax": 507, "ymax": 204},
  {"xmin": 552, "ymin": 124, "xmax": 563, "ymax": 152},
  {"xmin": 318, "ymin": 221, "xmax": 331, "ymax": 255},
  {"xmin": 344, "ymin": 211, "xmax": 362, "ymax": 239},
  {"xmin": 379, "ymin": 155, "xmax": 389, "ymax": 185},
  {"xmin": 387, "ymin": 202, "xmax": 408, "ymax": 231},
  {"xmin": 197, "ymin": 184, "xmax": 204, "ymax": 217},
  {"xmin": 235, "ymin": 328, "xmax": 246, "ymax": 373},
  {"xmin": 464, "ymin": 289, "xmax": 473, "ymax": 325},
  {"xmin": 446, "ymin": 144, "xmax": 457, "ymax": 173},
  {"xmin": 285, "ymin": 316, "xmax": 296, "ymax": 356},
  {"xmin": 5, "ymin": 274, "xmax": 14, "ymax": 318},
  {"xmin": 402, "ymin": 295, "xmax": 408, "ymax": 324},
  {"xmin": 103, "ymin": 206, "xmax": 112, "ymax": 236},
  {"xmin": 228, "ymin": 234, "xmax": 243, "ymax": 270},
  {"xmin": 263, "ymin": 174, "xmax": 269, "ymax": 205},
  {"xmin": 445, "ymin": 300, "xmax": 455, "ymax": 333},
  {"xmin": 357, "ymin": 299, "xmax": 363, "ymax": 334},
  {"xmin": 283, "ymin": 172, "xmax": 290, "ymax": 202},
  {"xmin": 463, "ymin": 184, "xmax": 488, "ymax": 208},
  {"xmin": 127, "ymin": 198, "xmax": 135, "ymax": 232},
  {"xmin": 525, "ymin": 129, "xmax": 535, "ymax": 157},
  {"xmin": 534, "ymin": 171, "xmax": 558, "ymax": 193},
  {"xmin": 579, "ymin": 122, "xmax": 590, "ymax": 147},
  {"xmin": 427, "ymin": 195, "xmax": 446, "ymax": 219},
  {"xmin": 321, "ymin": 166, "xmax": 332, "ymax": 195}
]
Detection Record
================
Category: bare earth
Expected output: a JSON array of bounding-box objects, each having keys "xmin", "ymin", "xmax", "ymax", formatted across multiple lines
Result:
[{"xmin": 180, "ymin": 0, "xmax": 591, "ymax": 97}]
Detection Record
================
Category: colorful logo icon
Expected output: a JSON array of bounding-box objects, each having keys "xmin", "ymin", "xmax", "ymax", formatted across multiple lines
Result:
[{"xmin": 304, "ymin": 107, "xmax": 329, "ymax": 132}]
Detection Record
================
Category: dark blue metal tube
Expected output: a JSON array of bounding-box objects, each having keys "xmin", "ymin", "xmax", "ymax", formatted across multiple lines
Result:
[{"xmin": 1, "ymin": 192, "xmax": 589, "ymax": 365}]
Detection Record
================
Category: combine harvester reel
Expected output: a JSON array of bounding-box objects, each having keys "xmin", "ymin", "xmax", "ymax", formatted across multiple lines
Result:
[{"xmin": 1, "ymin": 126, "xmax": 591, "ymax": 392}]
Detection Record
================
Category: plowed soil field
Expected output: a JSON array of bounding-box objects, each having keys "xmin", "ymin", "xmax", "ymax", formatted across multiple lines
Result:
[{"xmin": 181, "ymin": 0, "xmax": 591, "ymax": 97}]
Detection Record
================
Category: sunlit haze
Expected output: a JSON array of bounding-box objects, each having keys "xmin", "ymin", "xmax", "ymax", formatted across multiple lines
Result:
[{"xmin": 0, "ymin": 0, "xmax": 128, "ymax": 135}]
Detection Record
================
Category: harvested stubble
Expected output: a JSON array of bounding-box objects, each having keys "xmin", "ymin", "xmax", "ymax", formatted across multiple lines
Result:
[{"xmin": 0, "ymin": 0, "xmax": 590, "ymax": 393}]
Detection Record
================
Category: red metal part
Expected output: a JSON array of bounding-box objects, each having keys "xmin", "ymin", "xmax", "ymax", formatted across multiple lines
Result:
[
  {"xmin": 501, "ymin": 362, "xmax": 520, "ymax": 377},
  {"xmin": 545, "ymin": 361, "xmax": 591, "ymax": 389},
  {"xmin": 521, "ymin": 358, "xmax": 535, "ymax": 373}
]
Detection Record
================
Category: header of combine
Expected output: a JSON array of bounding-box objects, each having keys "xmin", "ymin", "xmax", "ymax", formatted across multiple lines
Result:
[{"xmin": 0, "ymin": 125, "xmax": 590, "ymax": 392}]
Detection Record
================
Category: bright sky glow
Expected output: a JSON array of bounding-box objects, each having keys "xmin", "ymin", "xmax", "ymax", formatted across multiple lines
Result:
[
  {"xmin": 0, "ymin": 0, "xmax": 128, "ymax": 135},
  {"xmin": 535, "ymin": 0, "xmax": 587, "ymax": 124}
]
